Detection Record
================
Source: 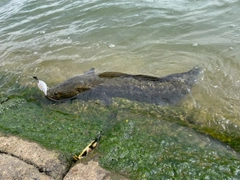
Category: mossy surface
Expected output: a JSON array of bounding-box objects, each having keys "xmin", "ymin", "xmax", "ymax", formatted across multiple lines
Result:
[
  {"xmin": 0, "ymin": 97, "xmax": 112, "ymax": 159},
  {"xmin": 0, "ymin": 75, "xmax": 240, "ymax": 179},
  {"xmin": 99, "ymin": 111, "xmax": 240, "ymax": 179}
]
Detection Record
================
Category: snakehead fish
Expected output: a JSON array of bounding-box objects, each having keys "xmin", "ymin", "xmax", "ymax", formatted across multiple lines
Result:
[{"xmin": 34, "ymin": 66, "xmax": 201, "ymax": 105}]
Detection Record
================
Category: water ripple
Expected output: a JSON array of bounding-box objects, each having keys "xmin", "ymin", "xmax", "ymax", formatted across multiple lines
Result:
[{"xmin": 0, "ymin": 0, "xmax": 240, "ymax": 124}]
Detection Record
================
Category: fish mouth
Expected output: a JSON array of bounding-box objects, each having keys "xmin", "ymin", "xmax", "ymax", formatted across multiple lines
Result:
[
  {"xmin": 46, "ymin": 94, "xmax": 78, "ymax": 102},
  {"xmin": 46, "ymin": 95, "xmax": 59, "ymax": 102}
]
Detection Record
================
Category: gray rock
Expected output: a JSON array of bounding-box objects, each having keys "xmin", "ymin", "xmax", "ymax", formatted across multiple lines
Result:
[
  {"xmin": 63, "ymin": 160, "xmax": 111, "ymax": 180},
  {"xmin": 0, "ymin": 133, "xmax": 129, "ymax": 180},
  {"xmin": 0, "ymin": 153, "xmax": 53, "ymax": 180},
  {"xmin": 0, "ymin": 134, "xmax": 69, "ymax": 179},
  {"xmin": 64, "ymin": 160, "xmax": 129, "ymax": 180}
]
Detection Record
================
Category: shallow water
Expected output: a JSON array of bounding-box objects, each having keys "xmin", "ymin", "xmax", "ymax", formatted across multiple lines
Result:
[{"xmin": 1, "ymin": 0, "xmax": 240, "ymax": 178}]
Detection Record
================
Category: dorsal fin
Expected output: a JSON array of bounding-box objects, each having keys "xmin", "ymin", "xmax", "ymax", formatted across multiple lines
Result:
[
  {"xmin": 98, "ymin": 72, "xmax": 127, "ymax": 78},
  {"xmin": 99, "ymin": 72, "xmax": 160, "ymax": 81},
  {"xmin": 84, "ymin": 68, "xmax": 95, "ymax": 75}
]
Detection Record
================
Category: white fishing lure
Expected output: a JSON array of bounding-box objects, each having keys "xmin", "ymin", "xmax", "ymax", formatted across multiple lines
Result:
[{"xmin": 33, "ymin": 76, "xmax": 48, "ymax": 96}]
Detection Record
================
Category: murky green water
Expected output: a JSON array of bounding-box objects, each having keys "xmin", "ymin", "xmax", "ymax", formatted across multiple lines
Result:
[{"xmin": 1, "ymin": 0, "xmax": 240, "ymax": 179}]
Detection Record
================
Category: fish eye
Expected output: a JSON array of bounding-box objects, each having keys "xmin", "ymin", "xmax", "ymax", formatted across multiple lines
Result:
[{"xmin": 54, "ymin": 92, "xmax": 58, "ymax": 96}]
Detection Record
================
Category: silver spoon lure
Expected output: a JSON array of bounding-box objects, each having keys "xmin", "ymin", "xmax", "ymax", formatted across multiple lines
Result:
[{"xmin": 33, "ymin": 76, "xmax": 48, "ymax": 96}]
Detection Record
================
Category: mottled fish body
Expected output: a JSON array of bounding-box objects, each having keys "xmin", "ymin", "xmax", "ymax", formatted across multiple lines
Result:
[{"xmin": 43, "ymin": 66, "xmax": 201, "ymax": 105}]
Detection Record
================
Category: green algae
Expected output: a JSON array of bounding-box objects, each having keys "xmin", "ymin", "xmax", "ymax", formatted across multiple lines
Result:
[
  {"xmin": 99, "ymin": 113, "xmax": 240, "ymax": 179},
  {"xmin": 0, "ymin": 98, "xmax": 112, "ymax": 157},
  {"xmin": 113, "ymin": 99, "xmax": 240, "ymax": 152},
  {"xmin": 1, "ymin": 73, "xmax": 240, "ymax": 178},
  {"xmin": 0, "ymin": 94, "xmax": 240, "ymax": 179}
]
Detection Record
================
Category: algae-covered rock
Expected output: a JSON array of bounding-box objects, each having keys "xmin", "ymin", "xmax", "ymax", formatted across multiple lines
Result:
[
  {"xmin": 99, "ymin": 112, "xmax": 240, "ymax": 179},
  {"xmin": 0, "ymin": 98, "xmax": 26, "ymax": 114},
  {"xmin": 0, "ymin": 94, "xmax": 240, "ymax": 179},
  {"xmin": 1, "ymin": 70, "xmax": 240, "ymax": 179},
  {"xmin": 0, "ymin": 96, "xmax": 113, "ymax": 156}
]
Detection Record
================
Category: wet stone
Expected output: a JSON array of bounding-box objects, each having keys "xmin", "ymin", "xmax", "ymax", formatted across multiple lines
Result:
[
  {"xmin": 0, "ymin": 134, "xmax": 69, "ymax": 179},
  {"xmin": 0, "ymin": 133, "xmax": 128, "ymax": 180},
  {"xmin": 63, "ymin": 160, "xmax": 111, "ymax": 180},
  {"xmin": 0, "ymin": 153, "xmax": 53, "ymax": 180},
  {"xmin": 64, "ymin": 160, "xmax": 129, "ymax": 180}
]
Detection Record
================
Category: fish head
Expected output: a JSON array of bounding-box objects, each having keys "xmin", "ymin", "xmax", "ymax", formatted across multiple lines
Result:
[
  {"xmin": 45, "ymin": 68, "xmax": 100, "ymax": 101},
  {"xmin": 47, "ymin": 87, "xmax": 79, "ymax": 100},
  {"xmin": 46, "ymin": 82, "xmax": 91, "ymax": 101}
]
